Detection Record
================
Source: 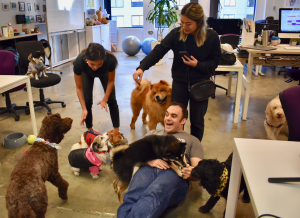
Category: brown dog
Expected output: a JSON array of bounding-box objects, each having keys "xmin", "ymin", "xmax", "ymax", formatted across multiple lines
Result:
[
  {"xmin": 6, "ymin": 113, "xmax": 72, "ymax": 218},
  {"xmin": 130, "ymin": 79, "xmax": 172, "ymax": 130},
  {"xmin": 264, "ymin": 95, "xmax": 288, "ymax": 140}
]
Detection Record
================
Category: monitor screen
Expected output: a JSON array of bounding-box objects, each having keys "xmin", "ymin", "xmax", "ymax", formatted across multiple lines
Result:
[{"xmin": 278, "ymin": 8, "xmax": 300, "ymax": 38}]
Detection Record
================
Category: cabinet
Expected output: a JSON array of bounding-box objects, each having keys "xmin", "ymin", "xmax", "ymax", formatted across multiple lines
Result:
[
  {"xmin": 86, "ymin": 25, "xmax": 111, "ymax": 51},
  {"xmin": 49, "ymin": 30, "xmax": 86, "ymax": 66}
]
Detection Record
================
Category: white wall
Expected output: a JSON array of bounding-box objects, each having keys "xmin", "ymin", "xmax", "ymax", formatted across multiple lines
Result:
[
  {"xmin": 264, "ymin": 0, "xmax": 286, "ymax": 20},
  {"xmin": 0, "ymin": 0, "xmax": 46, "ymax": 33},
  {"xmin": 254, "ymin": 0, "xmax": 267, "ymax": 21},
  {"xmin": 198, "ymin": 0, "xmax": 210, "ymax": 17}
]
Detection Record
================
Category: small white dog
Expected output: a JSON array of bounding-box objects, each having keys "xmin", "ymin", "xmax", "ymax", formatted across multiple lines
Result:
[
  {"xmin": 69, "ymin": 132, "xmax": 110, "ymax": 179},
  {"xmin": 264, "ymin": 95, "xmax": 288, "ymax": 140}
]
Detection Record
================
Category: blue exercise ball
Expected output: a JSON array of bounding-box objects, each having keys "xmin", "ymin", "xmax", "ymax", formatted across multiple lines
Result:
[
  {"xmin": 141, "ymin": 38, "xmax": 157, "ymax": 55},
  {"xmin": 122, "ymin": 36, "xmax": 141, "ymax": 56}
]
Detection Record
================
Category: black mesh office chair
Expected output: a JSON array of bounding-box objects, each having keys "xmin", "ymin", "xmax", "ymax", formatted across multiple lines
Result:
[{"xmin": 16, "ymin": 41, "xmax": 66, "ymax": 115}]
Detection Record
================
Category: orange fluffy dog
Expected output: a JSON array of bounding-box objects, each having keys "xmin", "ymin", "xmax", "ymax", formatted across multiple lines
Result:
[{"xmin": 130, "ymin": 79, "xmax": 172, "ymax": 130}]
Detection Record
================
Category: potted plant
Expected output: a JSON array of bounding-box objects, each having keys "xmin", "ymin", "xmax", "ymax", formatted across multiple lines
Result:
[{"xmin": 146, "ymin": 0, "xmax": 178, "ymax": 41}]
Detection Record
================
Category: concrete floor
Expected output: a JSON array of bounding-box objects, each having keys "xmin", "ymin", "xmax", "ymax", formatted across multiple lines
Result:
[{"xmin": 0, "ymin": 52, "xmax": 294, "ymax": 218}]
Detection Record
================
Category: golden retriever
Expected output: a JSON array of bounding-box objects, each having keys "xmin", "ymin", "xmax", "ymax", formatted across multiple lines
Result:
[
  {"xmin": 264, "ymin": 95, "xmax": 288, "ymax": 140},
  {"xmin": 130, "ymin": 79, "xmax": 172, "ymax": 130}
]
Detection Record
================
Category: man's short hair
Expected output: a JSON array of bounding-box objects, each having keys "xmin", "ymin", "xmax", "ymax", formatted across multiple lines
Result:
[{"xmin": 169, "ymin": 102, "xmax": 188, "ymax": 120}]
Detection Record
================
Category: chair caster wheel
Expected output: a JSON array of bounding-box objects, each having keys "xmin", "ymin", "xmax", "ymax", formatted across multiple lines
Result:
[
  {"xmin": 23, "ymin": 88, "xmax": 27, "ymax": 92},
  {"xmin": 15, "ymin": 116, "xmax": 20, "ymax": 121},
  {"xmin": 47, "ymin": 111, "xmax": 52, "ymax": 115},
  {"xmin": 211, "ymin": 95, "xmax": 215, "ymax": 99},
  {"xmin": 62, "ymin": 103, "xmax": 66, "ymax": 108},
  {"xmin": 60, "ymin": 72, "xmax": 63, "ymax": 74},
  {"xmin": 25, "ymin": 109, "xmax": 30, "ymax": 115}
]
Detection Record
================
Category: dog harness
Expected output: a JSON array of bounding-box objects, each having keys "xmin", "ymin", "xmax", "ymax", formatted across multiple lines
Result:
[
  {"xmin": 84, "ymin": 130, "xmax": 102, "ymax": 147},
  {"xmin": 214, "ymin": 167, "xmax": 229, "ymax": 197},
  {"xmin": 34, "ymin": 137, "xmax": 61, "ymax": 149},
  {"xmin": 265, "ymin": 118, "xmax": 283, "ymax": 128},
  {"xmin": 68, "ymin": 148, "xmax": 103, "ymax": 174}
]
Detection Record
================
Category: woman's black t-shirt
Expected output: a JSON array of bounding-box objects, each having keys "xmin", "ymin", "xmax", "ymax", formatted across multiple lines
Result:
[{"xmin": 73, "ymin": 51, "xmax": 117, "ymax": 77}]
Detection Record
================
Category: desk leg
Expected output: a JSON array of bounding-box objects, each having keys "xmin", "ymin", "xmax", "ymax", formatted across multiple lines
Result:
[
  {"xmin": 227, "ymin": 71, "xmax": 232, "ymax": 96},
  {"xmin": 26, "ymin": 78, "xmax": 38, "ymax": 136},
  {"xmin": 225, "ymin": 147, "xmax": 242, "ymax": 218},
  {"xmin": 233, "ymin": 68, "xmax": 242, "ymax": 123},
  {"xmin": 242, "ymin": 53, "xmax": 253, "ymax": 120}
]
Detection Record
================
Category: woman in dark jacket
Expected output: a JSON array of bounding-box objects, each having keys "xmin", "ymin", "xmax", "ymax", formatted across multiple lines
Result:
[{"xmin": 133, "ymin": 3, "xmax": 221, "ymax": 142}]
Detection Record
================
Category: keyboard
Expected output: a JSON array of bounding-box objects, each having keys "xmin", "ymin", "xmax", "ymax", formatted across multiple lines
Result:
[{"xmin": 284, "ymin": 46, "xmax": 300, "ymax": 50}]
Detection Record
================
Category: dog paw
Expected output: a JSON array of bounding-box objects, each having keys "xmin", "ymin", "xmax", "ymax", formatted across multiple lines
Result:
[
  {"xmin": 130, "ymin": 123, "xmax": 135, "ymax": 129},
  {"xmin": 91, "ymin": 173, "xmax": 99, "ymax": 179},
  {"xmin": 198, "ymin": 206, "xmax": 210, "ymax": 214}
]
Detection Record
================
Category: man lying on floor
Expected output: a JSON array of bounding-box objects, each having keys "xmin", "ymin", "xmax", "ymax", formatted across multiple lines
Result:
[{"xmin": 117, "ymin": 102, "xmax": 204, "ymax": 218}]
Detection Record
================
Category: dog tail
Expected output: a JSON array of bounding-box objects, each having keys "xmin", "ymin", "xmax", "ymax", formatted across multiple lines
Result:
[{"xmin": 135, "ymin": 79, "xmax": 150, "ymax": 96}]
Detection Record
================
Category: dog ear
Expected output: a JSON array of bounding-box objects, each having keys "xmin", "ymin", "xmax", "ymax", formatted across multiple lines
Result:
[
  {"xmin": 150, "ymin": 84, "xmax": 153, "ymax": 90},
  {"xmin": 159, "ymin": 80, "xmax": 168, "ymax": 86},
  {"xmin": 92, "ymin": 142, "xmax": 100, "ymax": 152}
]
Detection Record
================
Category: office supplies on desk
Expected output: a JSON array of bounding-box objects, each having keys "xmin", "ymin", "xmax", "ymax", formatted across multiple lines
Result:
[{"xmin": 241, "ymin": 19, "xmax": 255, "ymax": 45}]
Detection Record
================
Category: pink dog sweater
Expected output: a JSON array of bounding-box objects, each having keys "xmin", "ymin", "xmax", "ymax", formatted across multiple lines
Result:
[{"xmin": 86, "ymin": 148, "xmax": 103, "ymax": 174}]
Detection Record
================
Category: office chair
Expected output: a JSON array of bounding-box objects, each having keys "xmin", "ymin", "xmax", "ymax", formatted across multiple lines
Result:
[
  {"xmin": 16, "ymin": 41, "xmax": 66, "ymax": 115},
  {"xmin": 220, "ymin": 34, "xmax": 240, "ymax": 49},
  {"xmin": 0, "ymin": 50, "xmax": 28, "ymax": 121},
  {"xmin": 279, "ymin": 85, "xmax": 300, "ymax": 141},
  {"xmin": 284, "ymin": 68, "xmax": 300, "ymax": 84}
]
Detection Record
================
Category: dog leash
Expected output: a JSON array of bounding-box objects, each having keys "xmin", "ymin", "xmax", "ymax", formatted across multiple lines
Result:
[{"xmin": 265, "ymin": 118, "xmax": 284, "ymax": 128}]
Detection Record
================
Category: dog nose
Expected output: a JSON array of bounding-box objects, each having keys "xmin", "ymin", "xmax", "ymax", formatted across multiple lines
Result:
[{"xmin": 155, "ymin": 96, "xmax": 160, "ymax": 100}]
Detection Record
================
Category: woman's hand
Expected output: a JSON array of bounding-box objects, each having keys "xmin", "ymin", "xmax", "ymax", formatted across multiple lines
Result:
[
  {"xmin": 80, "ymin": 109, "xmax": 88, "ymax": 126},
  {"xmin": 133, "ymin": 68, "xmax": 144, "ymax": 85},
  {"xmin": 97, "ymin": 100, "xmax": 108, "ymax": 112},
  {"xmin": 182, "ymin": 164, "xmax": 193, "ymax": 180},
  {"xmin": 147, "ymin": 159, "xmax": 170, "ymax": 170},
  {"xmin": 181, "ymin": 55, "xmax": 198, "ymax": 67}
]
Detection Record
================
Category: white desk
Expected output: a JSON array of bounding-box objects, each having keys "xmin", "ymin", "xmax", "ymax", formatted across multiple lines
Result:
[
  {"xmin": 240, "ymin": 45, "xmax": 300, "ymax": 120},
  {"xmin": 0, "ymin": 75, "xmax": 38, "ymax": 136},
  {"xmin": 215, "ymin": 59, "xmax": 243, "ymax": 123},
  {"xmin": 225, "ymin": 138, "xmax": 300, "ymax": 218}
]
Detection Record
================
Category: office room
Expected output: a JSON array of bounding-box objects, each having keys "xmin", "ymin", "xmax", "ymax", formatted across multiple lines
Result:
[{"xmin": 0, "ymin": 0, "xmax": 299, "ymax": 217}]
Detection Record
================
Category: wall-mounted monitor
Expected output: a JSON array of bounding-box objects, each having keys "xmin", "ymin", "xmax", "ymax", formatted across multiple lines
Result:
[{"xmin": 278, "ymin": 8, "xmax": 300, "ymax": 38}]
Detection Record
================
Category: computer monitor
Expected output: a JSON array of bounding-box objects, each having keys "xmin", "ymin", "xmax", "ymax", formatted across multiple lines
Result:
[
  {"xmin": 278, "ymin": 8, "xmax": 300, "ymax": 38},
  {"xmin": 255, "ymin": 23, "xmax": 278, "ymax": 36}
]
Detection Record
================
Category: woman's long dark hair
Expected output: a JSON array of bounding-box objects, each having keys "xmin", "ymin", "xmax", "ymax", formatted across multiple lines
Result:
[{"xmin": 82, "ymin": 43, "xmax": 118, "ymax": 66}]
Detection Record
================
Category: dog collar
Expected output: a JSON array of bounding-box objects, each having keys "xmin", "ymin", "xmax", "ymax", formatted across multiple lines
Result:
[
  {"xmin": 265, "ymin": 118, "xmax": 283, "ymax": 128},
  {"xmin": 214, "ymin": 167, "xmax": 228, "ymax": 197},
  {"xmin": 34, "ymin": 137, "xmax": 61, "ymax": 149}
]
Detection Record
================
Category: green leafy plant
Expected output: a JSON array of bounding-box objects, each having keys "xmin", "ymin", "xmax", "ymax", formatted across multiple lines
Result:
[{"xmin": 146, "ymin": 0, "xmax": 179, "ymax": 40}]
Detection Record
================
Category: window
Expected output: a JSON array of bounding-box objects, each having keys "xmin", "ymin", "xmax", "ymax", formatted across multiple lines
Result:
[
  {"xmin": 247, "ymin": 0, "xmax": 255, "ymax": 7},
  {"xmin": 111, "ymin": 16, "xmax": 124, "ymax": 27},
  {"xmin": 246, "ymin": 14, "xmax": 253, "ymax": 20},
  {"xmin": 223, "ymin": 14, "xmax": 235, "ymax": 18},
  {"xmin": 111, "ymin": 0, "xmax": 124, "ymax": 8},
  {"xmin": 131, "ymin": 0, "xmax": 143, "ymax": 7},
  {"xmin": 131, "ymin": 15, "xmax": 143, "ymax": 27},
  {"xmin": 218, "ymin": 0, "xmax": 256, "ymax": 20},
  {"xmin": 224, "ymin": 0, "xmax": 236, "ymax": 7},
  {"xmin": 177, "ymin": 0, "xmax": 190, "ymax": 10},
  {"xmin": 111, "ymin": 0, "xmax": 143, "ymax": 27}
]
